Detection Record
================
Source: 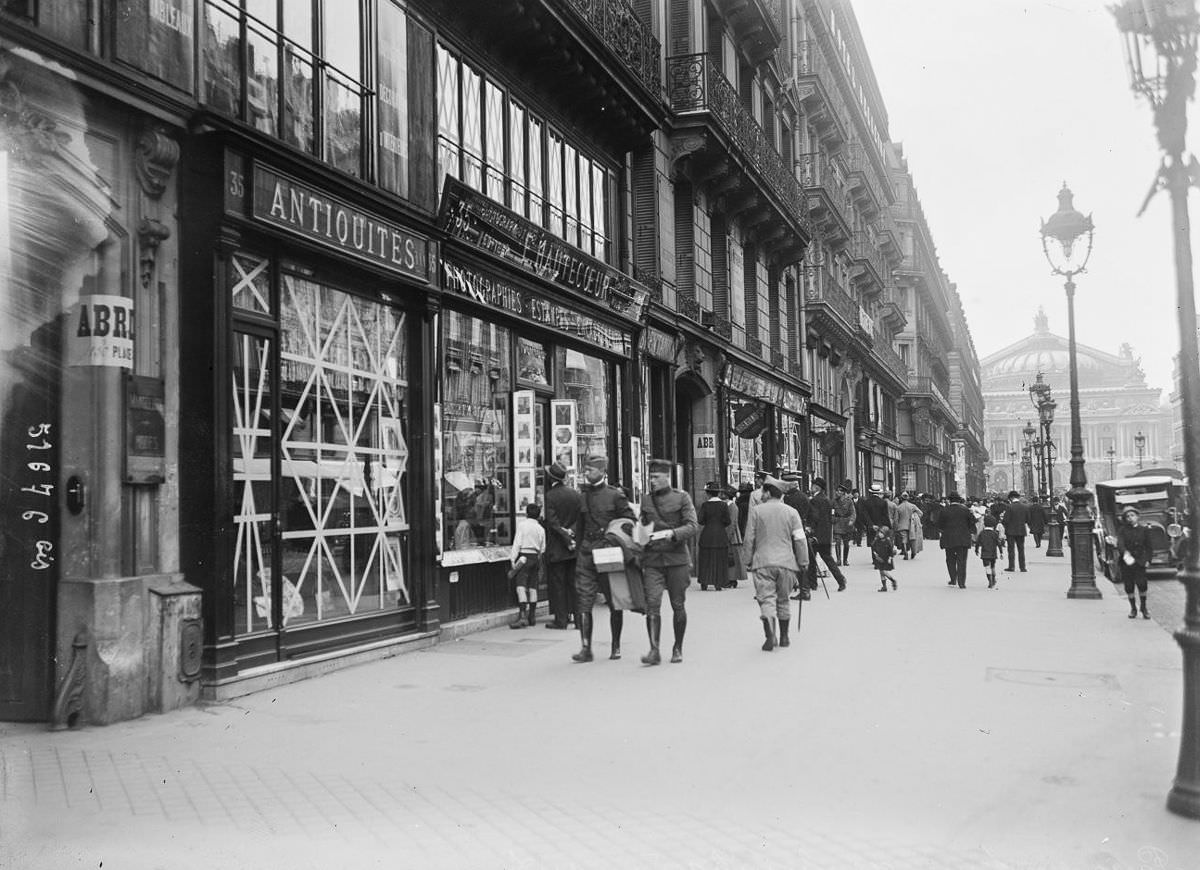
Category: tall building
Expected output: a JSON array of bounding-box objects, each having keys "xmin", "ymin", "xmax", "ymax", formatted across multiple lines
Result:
[
  {"xmin": 0, "ymin": 0, "xmax": 981, "ymax": 725},
  {"xmin": 981, "ymin": 309, "xmax": 1172, "ymax": 493}
]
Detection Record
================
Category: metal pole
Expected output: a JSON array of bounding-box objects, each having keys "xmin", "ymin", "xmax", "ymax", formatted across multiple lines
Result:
[
  {"xmin": 1064, "ymin": 278, "xmax": 1101, "ymax": 599},
  {"xmin": 1164, "ymin": 148, "xmax": 1200, "ymax": 820}
]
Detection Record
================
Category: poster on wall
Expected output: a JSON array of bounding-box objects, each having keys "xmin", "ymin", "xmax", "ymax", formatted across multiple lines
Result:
[
  {"xmin": 68, "ymin": 295, "xmax": 135, "ymax": 369},
  {"xmin": 433, "ymin": 402, "xmax": 443, "ymax": 556},
  {"xmin": 694, "ymin": 433, "xmax": 716, "ymax": 459},
  {"xmin": 513, "ymin": 390, "xmax": 537, "ymax": 512},
  {"xmin": 550, "ymin": 399, "xmax": 578, "ymax": 477}
]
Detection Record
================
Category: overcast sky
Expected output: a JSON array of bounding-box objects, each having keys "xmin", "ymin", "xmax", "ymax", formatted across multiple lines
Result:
[{"xmin": 851, "ymin": 0, "xmax": 1194, "ymax": 400}]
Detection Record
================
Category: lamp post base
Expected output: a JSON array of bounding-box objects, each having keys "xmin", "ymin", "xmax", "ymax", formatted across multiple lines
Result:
[
  {"xmin": 1045, "ymin": 508, "xmax": 1064, "ymax": 557},
  {"xmin": 1167, "ymin": 566, "xmax": 1200, "ymax": 820},
  {"xmin": 1065, "ymin": 495, "xmax": 1101, "ymax": 599}
]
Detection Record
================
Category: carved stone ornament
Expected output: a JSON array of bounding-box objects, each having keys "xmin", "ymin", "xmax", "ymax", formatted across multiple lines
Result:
[
  {"xmin": 134, "ymin": 125, "xmax": 180, "ymax": 199},
  {"xmin": 0, "ymin": 53, "xmax": 71, "ymax": 164},
  {"xmin": 138, "ymin": 218, "xmax": 172, "ymax": 288}
]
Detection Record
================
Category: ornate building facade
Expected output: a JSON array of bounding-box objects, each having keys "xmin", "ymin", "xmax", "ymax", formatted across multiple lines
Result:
[{"xmin": 982, "ymin": 310, "xmax": 1172, "ymax": 495}]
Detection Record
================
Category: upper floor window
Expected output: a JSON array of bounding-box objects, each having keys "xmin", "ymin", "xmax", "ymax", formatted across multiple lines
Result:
[
  {"xmin": 203, "ymin": 0, "xmax": 367, "ymax": 177},
  {"xmin": 437, "ymin": 42, "xmax": 614, "ymax": 263}
]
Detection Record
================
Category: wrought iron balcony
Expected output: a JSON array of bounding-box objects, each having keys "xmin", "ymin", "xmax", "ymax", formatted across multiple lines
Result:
[
  {"xmin": 711, "ymin": 0, "xmax": 783, "ymax": 63},
  {"xmin": 677, "ymin": 291, "xmax": 702, "ymax": 323},
  {"xmin": 907, "ymin": 376, "xmax": 956, "ymax": 424},
  {"xmin": 845, "ymin": 142, "xmax": 891, "ymax": 217},
  {"xmin": 850, "ymin": 230, "xmax": 887, "ymax": 295},
  {"xmin": 561, "ymin": 0, "xmax": 662, "ymax": 95},
  {"xmin": 668, "ymin": 54, "xmax": 811, "ymax": 241},
  {"xmin": 799, "ymin": 151, "xmax": 853, "ymax": 244},
  {"xmin": 795, "ymin": 41, "xmax": 850, "ymax": 147},
  {"xmin": 870, "ymin": 328, "xmax": 910, "ymax": 388},
  {"xmin": 802, "ymin": 262, "xmax": 861, "ymax": 339}
]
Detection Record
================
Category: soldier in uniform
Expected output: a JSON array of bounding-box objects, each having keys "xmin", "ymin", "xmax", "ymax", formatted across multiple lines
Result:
[
  {"xmin": 572, "ymin": 455, "xmax": 636, "ymax": 663},
  {"xmin": 638, "ymin": 459, "xmax": 700, "ymax": 664}
]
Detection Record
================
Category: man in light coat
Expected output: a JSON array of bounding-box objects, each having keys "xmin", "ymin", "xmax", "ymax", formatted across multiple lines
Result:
[{"xmin": 743, "ymin": 476, "xmax": 809, "ymax": 652}]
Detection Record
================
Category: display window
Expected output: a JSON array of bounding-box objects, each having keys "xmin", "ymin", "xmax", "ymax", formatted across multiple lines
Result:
[
  {"xmin": 439, "ymin": 311, "xmax": 618, "ymax": 559},
  {"xmin": 229, "ymin": 254, "xmax": 411, "ymax": 637}
]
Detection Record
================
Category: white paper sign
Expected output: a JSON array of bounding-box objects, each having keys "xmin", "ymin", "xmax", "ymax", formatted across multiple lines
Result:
[
  {"xmin": 694, "ymin": 433, "xmax": 717, "ymax": 459},
  {"xmin": 69, "ymin": 295, "xmax": 134, "ymax": 368}
]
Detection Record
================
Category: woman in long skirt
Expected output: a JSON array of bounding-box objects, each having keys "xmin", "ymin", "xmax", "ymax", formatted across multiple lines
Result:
[
  {"xmin": 697, "ymin": 481, "xmax": 731, "ymax": 591},
  {"xmin": 724, "ymin": 485, "xmax": 746, "ymax": 588}
]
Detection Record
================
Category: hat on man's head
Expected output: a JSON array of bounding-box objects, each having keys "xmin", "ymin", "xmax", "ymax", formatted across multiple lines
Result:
[
  {"xmin": 647, "ymin": 458, "xmax": 673, "ymax": 474},
  {"xmin": 584, "ymin": 455, "xmax": 608, "ymax": 471},
  {"xmin": 544, "ymin": 461, "xmax": 568, "ymax": 482},
  {"xmin": 753, "ymin": 468, "xmax": 766, "ymax": 479},
  {"xmin": 1122, "ymin": 505, "xmax": 1141, "ymax": 518},
  {"xmin": 812, "ymin": 476, "xmax": 826, "ymax": 491},
  {"xmin": 948, "ymin": 491, "xmax": 964, "ymax": 503},
  {"xmin": 868, "ymin": 483, "xmax": 883, "ymax": 495},
  {"xmin": 780, "ymin": 470, "xmax": 802, "ymax": 482},
  {"xmin": 762, "ymin": 475, "xmax": 784, "ymax": 493},
  {"xmin": 704, "ymin": 480, "xmax": 722, "ymax": 494},
  {"xmin": 1008, "ymin": 490, "xmax": 1020, "ymax": 500},
  {"xmin": 738, "ymin": 481, "xmax": 754, "ymax": 493},
  {"xmin": 840, "ymin": 478, "xmax": 854, "ymax": 492}
]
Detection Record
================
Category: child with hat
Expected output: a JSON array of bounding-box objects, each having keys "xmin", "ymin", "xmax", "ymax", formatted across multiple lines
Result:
[
  {"xmin": 976, "ymin": 514, "xmax": 1002, "ymax": 589},
  {"xmin": 1117, "ymin": 505, "xmax": 1154, "ymax": 619},
  {"xmin": 871, "ymin": 525, "xmax": 898, "ymax": 592}
]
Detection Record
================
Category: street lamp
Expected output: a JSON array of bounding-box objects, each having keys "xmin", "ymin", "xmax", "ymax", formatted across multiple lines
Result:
[
  {"xmin": 1023, "ymin": 420, "xmax": 1037, "ymax": 498},
  {"xmin": 1107, "ymin": 446, "xmax": 1117, "ymax": 478},
  {"xmin": 1008, "ymin": 449, "xmax": 1017, "ymax": 493},
  {"xmin": 1040, "ymin": 183, "xmax": 1101, "ymax": 600},
  {"xmin": 1113, "ymin": 0, "xmax": 1200, "ymax": 820},
  {"xmin": 1136, "ymin": 429, "xmax": 1147, "ymax": 469}
]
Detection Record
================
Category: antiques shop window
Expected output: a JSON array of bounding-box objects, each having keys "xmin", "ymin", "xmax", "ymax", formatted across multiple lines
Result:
[
  {"xmin": 441, "ymin": 311, "xmax": 512, "ymax": 552},
  {"xmin": 202, "ymin": 0, "xmax": 367, "ymax": 177}
]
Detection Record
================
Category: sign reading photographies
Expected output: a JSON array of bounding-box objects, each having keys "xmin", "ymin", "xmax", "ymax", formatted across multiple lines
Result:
[
  {"xmin": 247, "ymin": 165, "xmax": 432, "ymax": 283},
  {"xmin": 69, "ymin": 295, "xmax": 135, "ymax": 369},
  {"xmin": 441, "ymin": 259, "xmax": 631, "ymax": 355},
  {"xmin": 437, "ymin": 178, "xmax": 650, "ymax": 324}
]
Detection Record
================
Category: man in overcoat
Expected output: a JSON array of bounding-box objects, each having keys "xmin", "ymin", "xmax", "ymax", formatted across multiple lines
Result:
[
  {"xmin": 862, "ymin": 483, "xmax": 891, "ymax": 532},
  {"xmin": 542, "ymin": 461, "xmax": 582, "ymax": 630},
  {"xmin": 936, "ymin": 491, "xmax": 977, "ymax": 588},
  {"xmin": 806, "ymin": 477, "xmax": 847, "ymax": 591},
  {"xmin": 572, "ymin": 455, "xmax": 636, "ymax": 663},
  {"xmin": 1000, "ymin": 490, "xmax": 1030, "ymax": 572},
  {"xmin": 638, "ymin": 459, "xmax": 699, "ymax": 664}
]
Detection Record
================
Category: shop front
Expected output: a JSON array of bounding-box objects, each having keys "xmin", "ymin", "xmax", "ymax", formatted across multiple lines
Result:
[
  {"xmin": 180, "ymin": 146, "xmax": 439, "ymax": 688},
  {"xmin": 434, "ymin": 178, "xmax": 648, "ymax": 621},
  {"xmin": 721, "ymin": 362, "xmax": 810, "ymax": 486}
]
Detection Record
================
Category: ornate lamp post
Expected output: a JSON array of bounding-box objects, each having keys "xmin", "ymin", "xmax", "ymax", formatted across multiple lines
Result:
[
  {"xmin": 1039, "ymin": 183, "xmax": 1101, "ymax": 600},
  {"xmin": 1008, "ymin": 449, "xmax": 1017, "ymax": 493},
  {"xmin": 1041, "ymin": 395, "xmax": 1063, "ymax": 557},
  {"xmin": 1113, "ymin": 0, "xmax": 1200, "ymax": 820},
  {"xmin": 1107, "ymin": 446, "xmax": 1118, "ymax": 478},
  {"xmin": 1136, "ymin": 429, "xmax": 1147, "ymax": 469},
  {"xmin": 1022, "ymin": 421, "xmax": 1037, "ymax": 498}
]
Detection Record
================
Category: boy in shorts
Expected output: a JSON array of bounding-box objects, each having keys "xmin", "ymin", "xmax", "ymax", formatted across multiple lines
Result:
[
  {"xmin": 871, "ymin": 525, "xmax": 898, "ymax": 592},
  {"xmin": 508, "ymin": 503, "xmax": 546, "ymax": 628},
  {"xmin": 977, "ymin": 514, "xmax": 1002, "ymax": 589}
]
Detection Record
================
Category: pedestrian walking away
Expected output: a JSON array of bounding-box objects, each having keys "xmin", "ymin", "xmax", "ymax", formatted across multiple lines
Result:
[
  {"xmin": 1001, "ymin": 490, "xmax": 1030, "ymax": 572},
  {"xmin": 743, "ymin": 476, "xmax": 808, "ymax": 651},
  {"xmin": 696, "ymin": 481, "xmax": 731, "ymax": 592},
  {"xmin": 832, "ymin": 478, "xmax": 856, "ymax": 566},
  {"xmin": 572, "ymin": 455, "xmax": 637, "ymax": 662},
  {"xmin": 936, "ymin": 492, "xmax": 976, "ymax": 588},
  {"xmin": 976, "ymin": 514, "xmax": 1002, "ymax": 589},
  {"xmin": 543, "ymin": 461, "xmax": 582, "ymax": 630},
  {"xmin": 508, "ymin": 503, "xmax": 546, "ymax": 628},
  {"xmin": 1117, "ymin": 505, "xmax": 1154, "ymax": 619},
  {"xmin": 638, "ymin": 459, "xmax": 700, "ymax": 664},
  {"xmin": 806, "ymin": 477, "xmax": 847, "ymax": 591},
  {"xmin": 724, "ymin": 485, "xmax": 747, "ymax": 589},
  {"xmin": 893, "ymin": 492, "xmax": 919, "ymax": 560},
  {"xmin": 1028, "ymin": 500, "xmax": 1046, "ymax": 548},
  {"xmin": 871, "ymin": 525, "xmax": 898, "ymax": 591}
]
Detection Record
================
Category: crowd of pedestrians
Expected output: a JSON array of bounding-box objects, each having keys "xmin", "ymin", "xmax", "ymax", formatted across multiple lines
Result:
[{"xmin": 514, "ymin": 460, "xmax": 1146, "ymax": 665}]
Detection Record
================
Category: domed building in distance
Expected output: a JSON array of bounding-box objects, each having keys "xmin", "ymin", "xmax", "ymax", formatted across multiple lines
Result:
[{"xmin": 981, "ymin": 309, "xmax": 1172, "ymax": 496}]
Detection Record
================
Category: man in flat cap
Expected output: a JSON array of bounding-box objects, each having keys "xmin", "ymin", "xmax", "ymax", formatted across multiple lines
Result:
[
  {"xmin": 743, "ymin": 475, "xmax": 809, "ymax": 651},
  {"xmin": 638, "ymin": 459, "xmax": 699, "ymax": 664},
  {"xmin": 572, "ymin": 455, "xmax": 636, "ymax": 662},
  {"xmin": 543, "ymin": 461, "xmax": 582, "ymax": 630}
]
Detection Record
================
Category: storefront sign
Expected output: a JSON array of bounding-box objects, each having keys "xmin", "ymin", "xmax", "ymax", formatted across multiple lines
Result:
[
  {"xmin": 694, "ymin": 433, "xmax": 717, "ymax": 459},
  {"xmin": 780, "ymin": 388, "xmax": 809, "ymax": 417},
  {"xmin": 69, "ymin": 295, "xmax": 135, "ymax": 369},
  {"xmin": 442, "ymin": 259, "xmax": 631, "ymax": 355},
  {"xmin": 252, "ymin": 167, "xmax": 431, "ymax": 283},
  {"xmin": 437, "ymin": 178, "xmax": 649, "ymax": 323},
  {"xmin": 125, "ymin": 375, "xmax": 166, "ymax": 485},
  {"xmin": 722, "ymin": 363, "xmax": 784, "ymax": 405},
  {"xmin": 642, "ymin": 327, "xmax": 677, "ymax": 363},
  {"xmin": 731, "ymin": 403, "xmax": 769, "ymax": 440}
]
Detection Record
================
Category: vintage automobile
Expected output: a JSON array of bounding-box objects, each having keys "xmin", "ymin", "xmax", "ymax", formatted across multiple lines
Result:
[{"xmin": 1093, "ymin": 475, "xmax": 1187, "ymax": 581}]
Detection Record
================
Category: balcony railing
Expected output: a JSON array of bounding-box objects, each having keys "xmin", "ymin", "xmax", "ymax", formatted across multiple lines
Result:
[
  {"xmin": 871, "ymin": 328, "xmax": 909, "ymax": 385},
  {"xmin": 909, "ymin": 376, "xmax": 956, "ymax": 422},
  {"xmin": 799, "ymin": 151, "xmax": 855, "ymax": 229},
  {"xmin": 667, "ymin": 54, "xmax": 809, "ymax": 232},
  {"xmin": 845, "ymin": 141, "xmax": 890, "ymax": 211},
  {"xmin": 803, "ymin": 263, "xmax": 859, "ymax": 331},
  {"xmin": 677, "ymin": 292, "xmax": 702, "ymax": 323},
  {"xmin": 562, "ymin": 0, "xmax": 662, "ymax": 95},
  {"xmin": 851, "ymin": 230, "xmax": 886, "ymax": 286}
]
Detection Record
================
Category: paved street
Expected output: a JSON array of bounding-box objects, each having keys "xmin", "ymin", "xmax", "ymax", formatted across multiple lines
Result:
[{"xmin": 2, "ymin": 542, "xmax": 1197, "ymax": 870}]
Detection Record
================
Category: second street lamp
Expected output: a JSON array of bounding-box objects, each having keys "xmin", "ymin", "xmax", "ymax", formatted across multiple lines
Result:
[
  {"xmin": 1107, "ymin": 446, "xmax": 1117, "ymax": 478},
  {"xmin": 1135, "ymin": 429, "xmax": 1147, "ymax": 469},
  {"xmin": 1040, "ymin": 183, "xmax": 1101, "ymax": 600}
]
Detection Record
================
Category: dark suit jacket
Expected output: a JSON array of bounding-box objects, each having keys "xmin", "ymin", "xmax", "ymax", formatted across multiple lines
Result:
[
  {"xmin": 1001, "ymin": 501, "xmax": 1030, "ymax": 537},
  {"xmin": 784, "ymin": 489, "xmax": 812, "ymax": 525},
  {"xmin": 544, "ymin": 481, "xmax": 583, "ymax": 562},
  {"xmin": 936, "ymin": 502, "xmax": 977, "ymax": 549},
  {"xmin": 863, "ymin": 494, "xmax": 890, "ymax": 529},
  {"xmin": 809, "ymin": 492, "xmax": 834, "ymax": 543}
]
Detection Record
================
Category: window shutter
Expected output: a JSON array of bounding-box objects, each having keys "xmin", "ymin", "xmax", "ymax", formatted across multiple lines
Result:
[
  {"xmin": 670, "ymin": 0, "xmax": 691, "ymax": 57},
  {"xmin": 711, "ymin": 212, "xmax": 728, "ymax": 319},
  {"xmin": 674, "ymin": 181, "xmax": 695, "ymax": 296},
  {"xmin": 632, "ymin": 143, "xmax": 659, "ymax": 285}
]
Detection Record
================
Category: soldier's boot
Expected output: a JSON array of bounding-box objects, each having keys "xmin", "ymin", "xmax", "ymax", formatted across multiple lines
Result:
[
  {"xmin": 1141, "ymin": 595, "xmax": 1150, "ymax": 620},
  {"xmin": 1128, "ymin": 595, "xmax": 1138, "ymax": 619},
  {"xmin": 572, "ymin": 612, "xmax": 594, "ymax": 662},
  {"xmin": 761, "ymin": 617, "xmax": 776, "ymax": 652},
  {"xmin": 609, "ymin": 610, "xmax": 623, "ymax": 660},
  {"xmin": 526, "ymin": 598, "xmax": 537, "ymax": 627},
  {"xmin": 640, "ymin": 614, "xmax": 661, "ymax": 665},
  {"xmin": 509, "ymin": 603, "xmax": 527, "ymax": 629},
  {"xmin": 778, "ymin": 619, "xmax": 790, "ymax": 647},
  {"xmin": 671, "ymin": 612, "xmax": 686, "ymax": 663}
]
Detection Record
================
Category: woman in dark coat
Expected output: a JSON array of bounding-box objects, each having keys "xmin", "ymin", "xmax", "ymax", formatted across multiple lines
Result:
[{"xmin": 697, "ymin": 481, "xmax": 731, "ymax": 590}]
